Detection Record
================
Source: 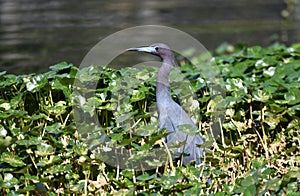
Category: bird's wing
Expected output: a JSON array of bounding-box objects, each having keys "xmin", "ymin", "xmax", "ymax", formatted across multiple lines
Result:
[{"xmin": 158, "ymin": 101, "xmax": 204, "ymax": 164}]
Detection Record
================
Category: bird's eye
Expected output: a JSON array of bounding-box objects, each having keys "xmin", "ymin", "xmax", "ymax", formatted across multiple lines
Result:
[{"xmin": 155, "ymin": 47, "xmax": 158, "ymax": 51}]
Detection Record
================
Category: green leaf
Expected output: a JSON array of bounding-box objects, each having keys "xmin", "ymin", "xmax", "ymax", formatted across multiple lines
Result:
[
  {"xmin": 35, "ymin": 143, "xmax": 54, "ymax": 156},
  {"xmin": 115, "ymin": 111, "xmax": 137, "ymax": 124},
  {"xmin": 37, "ymin": 155, "xmax": 61, "ymax": 167},
  {"xmin": 0, "ymin": 152, "xmax": 26, "ymax": 167},
  {"xmin": 69, "ymin": 180, "xmax": 85, "ymax": 192},
  {"xmin": 49, "ymin": 62, "xmax": 72, "ymax": 71},
  {"xmin": 44, "ymin": 164, "xmax": 72, "ymax": 175},
  {"xmin": 16, "ymin": 137, "xmax": 42, "ymax": 146},
  {"xmin": 177, "ymin": 124, "xmax": 198, "ymax": 135},
  {"xmin": 284, "ymin": 88, "xmax": 300, "ymax": 104},
  {"xmin": 136, "ymin": 173, "xmax": 157, "ymax": 181},
  {"xmin": 26, "ymin": 74, "xmax": 48, "ymax": 92},
  {"xmin": 2, "ymin": 173, "xmax": 19, "ymax": 188},
  {"xmin": 247, "ymin": 46, "xmax": 263, "ymax": 58}
]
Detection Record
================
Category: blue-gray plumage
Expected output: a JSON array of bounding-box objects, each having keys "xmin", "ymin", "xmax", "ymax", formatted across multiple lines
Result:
[{"xmin": 127, "ymin": 43, "xmax": 204, "ymax": 165}]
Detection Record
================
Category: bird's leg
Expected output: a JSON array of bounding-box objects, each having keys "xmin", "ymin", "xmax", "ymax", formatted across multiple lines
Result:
[{"xmin": 179, "ymin": 134, "xmax": 190, "ymax": 166}]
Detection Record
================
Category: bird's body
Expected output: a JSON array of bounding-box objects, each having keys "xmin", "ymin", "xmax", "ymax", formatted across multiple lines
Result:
[{"xmin": 128, "ymin": 43, "xmax": 204, "ymax": 165}]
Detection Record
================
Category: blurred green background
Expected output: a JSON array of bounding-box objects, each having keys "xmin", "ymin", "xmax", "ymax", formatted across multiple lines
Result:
[{"xmin": 0, "ymin": 0, "xmax": 299, "ymax": 74}]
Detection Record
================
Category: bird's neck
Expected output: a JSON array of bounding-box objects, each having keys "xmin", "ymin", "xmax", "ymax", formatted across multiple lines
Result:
[{"xmin": 156, "ymin": 57, "xmax": 176, "ymax": 102}]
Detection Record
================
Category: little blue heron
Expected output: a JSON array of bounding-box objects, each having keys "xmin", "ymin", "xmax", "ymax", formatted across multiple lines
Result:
[{"xmin": 127, "ymin": 43, "xmax": 204, "ymax": 165}]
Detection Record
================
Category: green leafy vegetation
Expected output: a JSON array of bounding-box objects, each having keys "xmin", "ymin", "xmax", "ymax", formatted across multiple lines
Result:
[{"xmin": 0, "ymin": 43, "xmax": 299, "ymax": 195}]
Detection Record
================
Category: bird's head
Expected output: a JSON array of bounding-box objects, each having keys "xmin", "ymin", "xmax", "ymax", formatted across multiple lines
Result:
[{"xmin": 127, "ymin": 43, "xmax": 174, "ymax": 61}]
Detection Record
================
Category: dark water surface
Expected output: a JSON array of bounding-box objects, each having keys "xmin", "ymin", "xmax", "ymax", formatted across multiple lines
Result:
[{"xmin": 1, "ymin": 0, "xmax": 299, "ymax": 74}]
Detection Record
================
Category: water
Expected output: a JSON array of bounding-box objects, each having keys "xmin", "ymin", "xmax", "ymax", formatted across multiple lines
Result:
[{"xmin": 0, "ymin": 0, "xmax": 299, "ymax": 74}]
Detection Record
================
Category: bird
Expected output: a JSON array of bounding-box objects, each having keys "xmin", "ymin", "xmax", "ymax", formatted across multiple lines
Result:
[{"xmin": 127, "ymin": 43, "xmax": 204, "ymax": 165}]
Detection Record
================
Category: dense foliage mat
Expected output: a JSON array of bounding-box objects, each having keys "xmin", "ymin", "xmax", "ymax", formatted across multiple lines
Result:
[{"xmin": 0, "ymin": 43, "xmax": 299, "ymax": 195}]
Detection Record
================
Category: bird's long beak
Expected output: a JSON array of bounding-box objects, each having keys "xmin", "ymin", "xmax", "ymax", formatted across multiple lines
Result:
[{"xmin": 127, "ymin": 46, "xmax": 156, "ymax": 54}]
